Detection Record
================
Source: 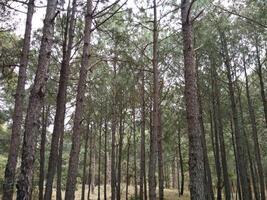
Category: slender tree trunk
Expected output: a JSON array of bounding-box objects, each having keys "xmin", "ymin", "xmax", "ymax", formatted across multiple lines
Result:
[
  {"xmin": 16, "ymin": 0, "xmax": 58, "ymax": 198},
  {"xmin": 177, "ymin": 125, "xmax": 184, "ymax": 196},
  {"xmin": 64, "ymin": 0, "xmax": 92, "ymax": 199},
  {"xmin": 132, "ymin": 107, "xmax": 138, "ymax": 199},
  {"xmin": 158, "ymin": 101, "xmax": 164, "ymax": 200},
  {"xmin": 91, "ymin": 130, "xmax": 96, "ymax": 195},
  {"xmin": 209, "ymin": 55, "xmax": 231, "ymax": 200},
  {"xmin": 244, "ymin": 55, "xmax": 266, "ymax": 200},
  {"xmin": 181, "ymin": 0, "xmax": 205, "ymax": 199},
  {"xmin": 219, "ymin": 30, "xmax": 252, "ymax": 200},
  {"xmin": 87, "ymin": 125, "xmax": 93, "ymax": 200},
  {"xmin": 236, "ymin": 84, "xmax": 258, "ymax": 200},
  {"xmin": 126, "ymin": 136, "xmax": 131, "ymax": 200},
  {"xmin": 139, "ymin": 65, "xmax": 146, "ymax": 200},
  {"xmin": 116, "ymin": 112, "xmax": 124, "ymax": 200},
  {"xmin": 171, "ymin": 158, "xmax": 177, "ymax": 189},
  {"xmin": 211, "ymin": 109, "xmax": 222, "ymax": 200},
  {"xmin": 82, "ymin": 123, "xmax": 90, "ymax": 200},
  {"xmin": 97, "ymin": 119, "xmax": 102, "ymax": 200},
  {"xmin": 149, "ymin": 1, "xmax": 159, "ymax": 199},
  {"xmin": 230, "ymin": 120, "xmax": 242, "ymax": 200},
  {"xmin": 197, "ymin": 67, "xmax": 214, "ymax": 200},
  {"xmin": 39, "ymin": 106, "xmax": 49, "ymax": 200},
  {"xmin": 255, "ymin": 40, "xmax": 267, "ymax": 126},
  {"xmin": 56, "ymin": 125, "xmax": 64, "ymax": 200},
  {"xmin": 44, "ymin": 1, "xmax": 76, "ymax": 199},
  {"xmin": 104, "ymin": 120, "xmax": 108, "ymax": 200},
  {"xmin": 3, "ymin": 1, "xmax": 35, "ymax": 199},
  {"xmin": 111, "ymin": 49, "xmax": 118, "ymax": 200}
]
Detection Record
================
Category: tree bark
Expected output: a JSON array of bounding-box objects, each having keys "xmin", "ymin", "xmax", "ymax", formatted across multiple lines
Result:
[
  {"xmin": 255, "ymin": 40, "xmax": 267, "ymax": 126},
  {"xmin": 219, "ymin": 30, "xmax": 252, "ymax": 200},
  {"xmin": 39, "ymin": 105, "xmax": 49, "ymax": 200},
  {"xmin": 16, "ymin": 0, "xmax": 58, "ymax": 198},
  {"xmin": 82, "ymin": 123, "xmax": 90, "ymax": 200},
  {"xmin": 181, "ymin": 0, "xmax": 205, "ymax": 199},
  {"xmin": 210, "ymin": 55, "xmax": 231, "ymax": 200},
  {"xmin": 64, "ymin": 0, "xmax": 92, "ymax": 199},
  {"xmin": 97, "ymin": 119, "xmax": 102, "ymax": 200},
  {"xmin": 116, "ymin": 111, "xmax": 124, "ymax": 200},
  {"xmin": 104, "ymin": 120, "xmax": 108, "ymax": 200},
  {"xmin": 244, "ymin": 58, "xmax": 265, "ymax": 200},
  {"xmin": 139, "ymin": 64, "xmax": 146, "ymax": 200},
  {"xmin": 149, "ymin": 0, "xmax": 159, "ymax": 199},
  {"xmin": 44, "ymin": 1, "xmax": 76, "ymax": 199},
  {"xmin": 132, "ymin": 107, "xmax": 138, "ymax": 200},
  {"xmin": 2, "ymin": 0, "xmax": 34, "ymax": 199},
  {"xmin": 177, "ymin": 124, "xmax": 184, "ymax": 196}
]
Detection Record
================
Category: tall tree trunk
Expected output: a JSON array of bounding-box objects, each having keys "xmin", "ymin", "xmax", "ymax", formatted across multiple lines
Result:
[
  {"xmin": 244, "ymin": 58, "xmax": 265, "ymax": 200},
  {"xmin": 116, "ymin": 111, "xmax": 124, "ymax": 200},
  {"xmin": 132, "ymin": 107, "xmax": 138, "ymax": 199},
  {"xmin": 111, "ymin": 113, "xmax": 117, "ymax": 200},
  {"xmin": 211, "ymin": 109, "xmax": 222, "ymax": 200},
  {"xmin": 82, "ymin": 123, "xmax": 90, "ymax": 200},
  {"xmin": 140, "ymin": 65, "xmax": 146, "ymax": 200},
  {"xmin": 64, "ymin": 0, "xmax": 92, "ymax": 199},
  {"xmin": 171, "ymin": 158, "xmax": 177, "ymax": 189},
  {"xmin": 255, "ymin": 40, "xmax": 267, "ymax": 126},
  {"xmin": 177, "ymin": 125, "xmax": 184, "ymax": 196},
  {"xmin": 3, "ymin": 1, "xmax": 35, "ymax": 199},
  {"xmin": 39, "ymin": 106, "xmax": 49, "ymax": 200},
  {"xmin": 111, "ymin": 48, "xmax": 118, "ymax": 200},
  {"xmin": 87, "ymin": 125, "xmax": 93, "ymax": 200},
  {"xmin": 197, "ymin": 67, "xmax": 214, "ymax": 200},
  {"xmin": 91, "ymin": 129, "xmax": 96, "ymax": 195},
  {"xmin": 236, "ymin": 84, "xmax": 258, "ymax": 200},
  {"xmin": 56, "ymin": 125, "xmax": 64, "ymax": 200},
  {"xmin": 149, "ymin": 0, "xmax": 159, "ymax": 199},
  {"xmin": 126, "ymin": 136, "xmax": 131, "ymax": 200},
  {"xmin": 16, "ymin": 0, "xmax": 58, "ymax": 198},
  {"xmin": 181, "ymin": 0, "xmax": 205, "ymax": 199},
  {"xmin": 230, "ymin": 120, "xmax": 242, "ymax": 200},
  {"xmin": 104, "ymin": 120, "xmax": 108, "ymax": 200},
  {"xmin": 157, "ymin": 100, "xmax": 164, "ymax": 200},
  {"xmin": 209, "ymin": 55, "xmax": 231, "ymax": 200},
  {"xmin": 97, "ymin": 119, "xmax": 102, "ymax": 200},
  {"xmin": 44, "ymin": 0, "xmax": 76, "ymax": 199},
  {"xmin": 219, "ymin": 30, "xmax": 252, "ymax": 200}
]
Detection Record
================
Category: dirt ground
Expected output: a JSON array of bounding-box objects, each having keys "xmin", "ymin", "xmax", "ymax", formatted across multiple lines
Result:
[{"xmin": 50, "ymin": 184, "xmax": 190, "ymax": 200}]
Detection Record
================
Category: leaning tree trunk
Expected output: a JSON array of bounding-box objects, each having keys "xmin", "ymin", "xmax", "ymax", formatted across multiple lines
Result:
[
  {"xmin": 44, "ymin": 1, "xmax": 76, "ymax": 199},
  {"xmin": 16, "ymin": 0, "xmax": 58, "ymax": 198},
  {"xmin": 2, "ymin": 0, "xmax": 35, "ymax": 199},
  {"xmin": 181, "ymin": 0, "xmax": 205, "ymax": 199},
  {"xmin": 64, "ymin": 0, "xmax": 93, "ymax": 199}
]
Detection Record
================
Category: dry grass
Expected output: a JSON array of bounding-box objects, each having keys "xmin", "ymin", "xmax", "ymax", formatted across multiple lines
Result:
[{"xmin": 51, "ymin": 184, "xmax": 190, "ymax": 200}]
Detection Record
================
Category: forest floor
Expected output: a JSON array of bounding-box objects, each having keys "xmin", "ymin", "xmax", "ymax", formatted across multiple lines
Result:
[{"xmin": 50, "ymin": 184, "xmax": 190, "ymax": 200}]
